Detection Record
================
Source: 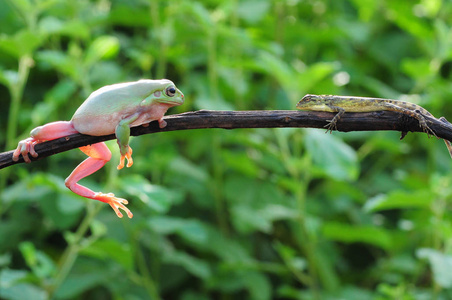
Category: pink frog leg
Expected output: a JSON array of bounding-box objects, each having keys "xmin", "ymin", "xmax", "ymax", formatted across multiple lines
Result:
[
  {"xmin": 13, "ymin": 121, "xmax": 79, "ymax": 163},
  {"xmin": 64, "ymin": 142, "xmax": 133, "ymax": 218}
]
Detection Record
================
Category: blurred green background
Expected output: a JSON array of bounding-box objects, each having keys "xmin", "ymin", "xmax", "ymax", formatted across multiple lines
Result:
[{"xmin": 1, "ymin": 0, "xmax": 452, "ymax": 299}]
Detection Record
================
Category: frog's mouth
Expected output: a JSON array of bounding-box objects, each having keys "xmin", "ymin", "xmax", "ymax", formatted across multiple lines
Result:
[
  {"xmin": 159, "ymin": 99, "xmax": 184, "ymax": 106},
  {"xmin": 159, "ymin": 93, "xmax": 184, "ymax": 105}
]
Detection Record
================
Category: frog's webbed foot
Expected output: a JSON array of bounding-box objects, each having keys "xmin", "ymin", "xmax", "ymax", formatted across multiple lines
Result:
[
  {"xmin": 117, "ymin": 146, "xmax": 133, "ymax": 170},
  {"xmin": 94, "ymin": 192, "xmax": 133, "ymax": 218},
  {"xmin": 13, "ymin": 121, "xmax": 78, "ymax": 163},
  {"xmin": 66, "ymin": 143, "xmax": 134, "ymax": 218},
  {"xmin": 12, "ymin": 138, "xmax": 39, "ymax": 163},
  {"xmin": 158, "ymin": 118, "xmax": 167, "ymax": 128}
]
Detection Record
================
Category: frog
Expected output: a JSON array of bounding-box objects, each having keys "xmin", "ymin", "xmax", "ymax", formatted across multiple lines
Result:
[{"xmin": 12, "ymin": 79, "xmax": 184, "ymax": 219}]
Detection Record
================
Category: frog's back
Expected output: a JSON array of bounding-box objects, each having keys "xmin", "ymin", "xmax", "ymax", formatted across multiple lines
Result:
[{"xmin": 71, "ymin": 80, "xmax": 166, "ymax": 135}]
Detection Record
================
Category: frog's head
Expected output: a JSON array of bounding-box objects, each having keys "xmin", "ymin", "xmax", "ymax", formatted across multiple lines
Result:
[
  {"xmin": 141, "ymin": 79, "xmax": 184, "ymax": 107},
  {"xmin": 296, "ymin": 94, "xmax": 328, "ymax": 110}
]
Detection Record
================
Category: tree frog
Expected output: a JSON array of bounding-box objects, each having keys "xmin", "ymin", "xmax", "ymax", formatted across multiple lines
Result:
[{"xmin": 12, "ymin": 79, "xmax": 184, "ymax": 218}]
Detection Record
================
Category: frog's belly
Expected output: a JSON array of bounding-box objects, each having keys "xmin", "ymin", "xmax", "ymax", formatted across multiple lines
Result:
[
  {"xmin": 72, "ymin": 110, "xmax": 165, "ymax": 136},
  {"xmin": 72, "ymin": 113, "xmax": 122, "ymax": 136},
  {"xmin": 71, "ymin": 103, "xmax": 172, "ymax": 136}
]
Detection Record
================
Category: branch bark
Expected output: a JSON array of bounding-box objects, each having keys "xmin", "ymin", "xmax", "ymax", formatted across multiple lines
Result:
[{"xmin": 2, "ymin": 109, "xmax": 452, "ymax": 169}]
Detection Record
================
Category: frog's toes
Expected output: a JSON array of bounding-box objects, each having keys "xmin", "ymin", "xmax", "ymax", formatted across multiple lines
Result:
[
  {"xmin": 117, "ymin": 147, "xmax": 133, "ymax": 170},
  {"xmin": 13, "ymin": 139, "xmax": 39, "ymax": 163},
  {"xmin": 95, "ymin": 192, "xmax": 133, "ymax": 218},
  {"xmin": 158, "ymin": 118, "xmax": 167, "ymax": 128}
]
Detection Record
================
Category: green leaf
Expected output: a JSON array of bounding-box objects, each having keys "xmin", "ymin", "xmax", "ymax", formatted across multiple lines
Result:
[
  {"xmin": 417, "ymin": 248, "xmax": 452, "ymax": 288},
  {"xmin": 257, "ymin": 51, "xmax": 296, "ymax": 100},
  {"xmin": 148, "ymin": 216, "xmax": 209, "ymax": 245},
  {"xmin": 55, "ymin": 263, "xmax": 110, "ymax": 299},
  {"xmin": 304, "ymin": 129, "xmax": 359, "ymax": 181},
  {"xmin": 0, "ymin": 253, "xmax": 11, "ymax": 267},
  {"xmin": 230, "ymin": 203, "xmax": 297, "ymax": 234},
  {"xmin": 19, "ymin": 242, "xmax": 56, "ymax": 279},
  {"xmin": 36, "ymin": 50, "xmax": 78, "ymax": 79},
  {"xmin": 39, "ymin": 17, "xmax": 90, "ymax": 40},
  {"xmin": 84, "ymin": 36, "xmax": 120, "ymax": 66},
  {"xmin": 180, "ymin": 291, "xmax": 210, "ymax": 300},
  {"xmin": 80, "ymin": 239, "xmax": 133, "ymax": 270},
  {"xmin": 31, "ymin": 79, "xmax": 78, "ymax": 124},
  {"xmin": 274, "ymin": 242, "xmax": 307, "ymax": 272},
  {"xmin": 350, "ymin": 0, "xmax": 378, "ymax": 21},
  {"xmin": 182, "ymin": 2, "xmax": 213, "ymax": 29},
  {"xmin": 0, "ymin": 30, "xmax": 43, "ymax": 57},
  {"xmin": 0, "ymin": 269, "xmax": 29, "ymax": 287},
  {"xmin": 385, "ymin": 1, "xmax": 433, "ymax": 39},
  {"xmin": 121, "ymin": 175, "xmax": 182, "ymax": 214},
  {"xmin": 224, "ymin": 176, "xmax": 286, "ymax": 206},
  {"xmin": 108, "ymin": 3, "xmax": 152, "ymax": 27},
  {"xmin": 163, "ymin": 250, "xmax": 211, "ymax": 279},
  {"xmin": 298, "ymin": 62, "xmax": 339, "ymax": 92},
  {"xmin": 0, "ymin": 269, "xmax": 47, "ymax": 300},
  {"xmin": 230, "ymin": 204, "xmax": 272, "ymax": 233},
  {"xmin": 38, "ymin": 16, "xmax": 63, "ymax": 35},
  {"xmin": 1, "ymin": 173, "xmax": 62, "ymax": 204},
  {"xmin": 56, "ymin": 193, "xmax": 85, "ymax": 215},
  {"xmin": 0, "ymin": 70, "xmax": 19, "ymax": 89},
  {"xmin": 237, "ymin": 0, "xmax": 271, "ymax": 24},
  {"xmin": 0, "ymin": 283, "xmax": 47, "ymax": 300},
  {"xmin": 41, "ymin": 192, "xmax": 85, "ymax": 230},
  {"xmin": 221, "ymin": 151, "xmax": 260, "ymax": 177},
  {"xmin": 322, "ymin": 222, "xmax": 392, "ymax": 250},
  {"xmin": 363, "ymin": 189, "xmax": 433, "ymax": 212},
  {"xmin": 243, "ymin": 271, "xmax": 271, "ymax": 300},
  {"xmin": 169, "ymin": 157, "xmax": 208, "ymax": 183},
  {"xmin": 401, "ymin": 58, "xmax": 432, "ymax": 79}
]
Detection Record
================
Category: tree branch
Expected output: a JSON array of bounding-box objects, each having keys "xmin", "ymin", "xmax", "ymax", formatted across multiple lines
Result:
[{"xmin": 2, "ymin": 109, "xmax": 452, "ymax": 169}]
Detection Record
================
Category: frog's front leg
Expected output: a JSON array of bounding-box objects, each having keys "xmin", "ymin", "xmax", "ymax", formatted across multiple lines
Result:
[
  {"xmin": 65, "ymin": 142, "xmax": 133, "ymax": 218},
  {"xmin": 13, "ymin": 121, "xmax": 79, "ymax": 163},
  {"xmin": 158, "ymin": 118, "xmax": 167, "ymax": 128},
  {"xmin": 115, "ymin": 114, "xmax": 140, "ymax": 170}
]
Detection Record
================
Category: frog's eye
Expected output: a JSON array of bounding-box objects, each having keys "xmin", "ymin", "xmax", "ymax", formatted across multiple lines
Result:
[{"xmin": 165, "ymin": 86, "xmax": 177, "ymax": 97}]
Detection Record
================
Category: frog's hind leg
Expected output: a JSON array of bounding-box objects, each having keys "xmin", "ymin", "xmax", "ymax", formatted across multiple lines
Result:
[
  {"xmin": 13, "ymin": 121, "xmax": 78, "ymax": 163},
  {"xmin": 64, "ymin": 142, "xmax": 133, "ymax": 218}
]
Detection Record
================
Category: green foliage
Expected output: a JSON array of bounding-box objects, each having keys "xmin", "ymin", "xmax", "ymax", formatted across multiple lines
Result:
[{"xmin": 1, "ymin": 0, "xmax": 452, "ymax": 299}]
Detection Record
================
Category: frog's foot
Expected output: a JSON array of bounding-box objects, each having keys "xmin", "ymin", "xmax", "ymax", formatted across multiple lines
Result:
[
  {"xmin": 12, "ymin": 138, "xmax": 39, "ymax": 163},
  {"xmin": 94, "ymin": 192, "xmax": 133, "ymax": 218},
  {"xmin": 158, "ymin": 118, "xmax": 167, "ymax": 128},
  {"xmin": 117, "ymin": 147, "xmax": 133, "ymax": 170}
]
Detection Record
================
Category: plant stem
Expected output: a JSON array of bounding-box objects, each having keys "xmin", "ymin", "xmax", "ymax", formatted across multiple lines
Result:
[
  {"xmin": 134, "ymin": 238, "xmax": 161, "ymax": 300},
  {"xmin": 211, "ymin": 134, "xmax": 229, "ymax": 235},
  {"xmin": 0, "ymin": 55, "xmax": 33, "ymax": 214},
  {"xmin": 150, "ymin": 0, "xmax": 167, "ymax": 79},
  {"xmin": 47, "ymin": 202, "xmax": 102, "ymax": 297}
]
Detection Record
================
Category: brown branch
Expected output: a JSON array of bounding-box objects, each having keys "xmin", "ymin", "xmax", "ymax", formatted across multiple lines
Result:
[{"xmin": 2, "ymin": 109, "xmax": 452, "ymax": 170}]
